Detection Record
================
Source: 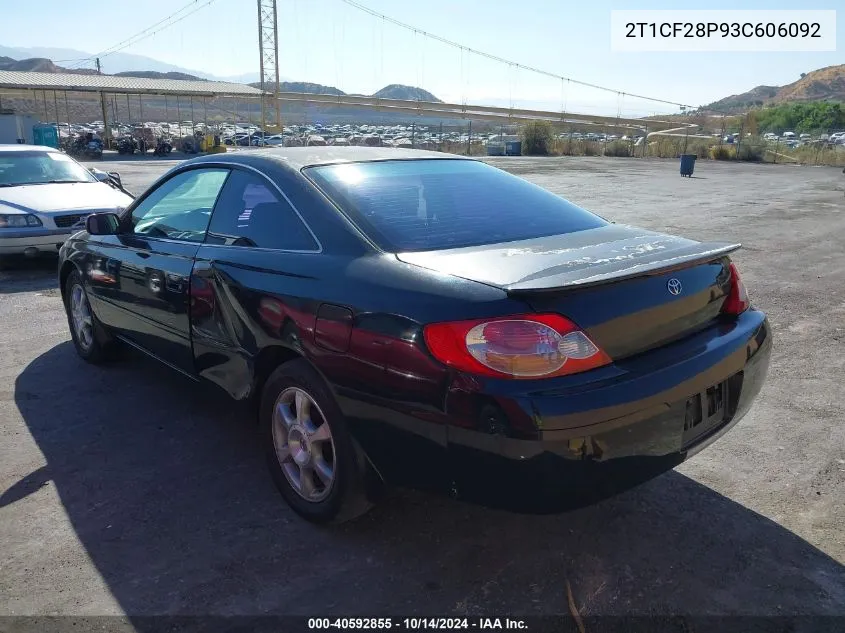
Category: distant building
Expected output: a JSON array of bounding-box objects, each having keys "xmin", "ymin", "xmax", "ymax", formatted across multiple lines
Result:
[{"xmin": 0, "ymin": 110, "xmax": 36, "ymax": 144}]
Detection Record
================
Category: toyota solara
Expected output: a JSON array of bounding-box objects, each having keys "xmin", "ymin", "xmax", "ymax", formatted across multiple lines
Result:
[{"xmin": 58, "ymin": 147, "xmax": 772, "ymax": 523}]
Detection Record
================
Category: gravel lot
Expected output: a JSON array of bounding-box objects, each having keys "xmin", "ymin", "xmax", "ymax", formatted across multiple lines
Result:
[{"xmin": 1, "ymin": 155, "xmax": 843, "ymax": 622}]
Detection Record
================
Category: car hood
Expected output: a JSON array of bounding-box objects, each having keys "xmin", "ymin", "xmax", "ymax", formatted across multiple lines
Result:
[
  {"xmin": 396, "ymin": 224, "xmax": 740, "ymax": 291},
  {"xmin": 0, "ymin": 182, "xmax": 132, "ymax": 215}
]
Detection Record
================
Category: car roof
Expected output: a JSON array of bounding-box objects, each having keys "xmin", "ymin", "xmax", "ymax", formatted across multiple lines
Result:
[
  {"xmin": 193, "ymin": 146, "xmax": 472, "ymax": 172},
  {"xmin": 0, "ymin": 144, "xmax": 59, "ymax": 153}
]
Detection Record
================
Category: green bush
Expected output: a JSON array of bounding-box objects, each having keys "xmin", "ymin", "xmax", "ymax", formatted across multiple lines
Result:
[
  {"xmin": 755, "ymin": 101, "xmax": 844, "ymax": 134},
  {"xmin": 521, "ymin": 121, "xmax": 554, "ymax": 155}
]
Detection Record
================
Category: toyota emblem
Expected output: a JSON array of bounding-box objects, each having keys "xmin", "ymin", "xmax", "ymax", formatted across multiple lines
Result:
[{"xmin": 667, "ymin": 278, "xmax": 682, "ymax": 295}]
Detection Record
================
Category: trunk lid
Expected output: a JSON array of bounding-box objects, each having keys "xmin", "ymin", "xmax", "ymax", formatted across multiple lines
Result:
[{"xmin": 397, "ymin": 224, "xmax": 739, "ymax": 359}]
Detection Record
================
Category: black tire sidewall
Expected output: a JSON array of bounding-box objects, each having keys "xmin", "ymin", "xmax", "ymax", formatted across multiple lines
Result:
[{"xmin": 260, "ymin": 359, "xmax": 366, "ymax": 523}]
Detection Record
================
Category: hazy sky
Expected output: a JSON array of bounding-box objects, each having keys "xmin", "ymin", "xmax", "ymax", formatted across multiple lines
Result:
[{"xmin": 2, "ymin": 0, "xmax": 842, "ymax": 116}]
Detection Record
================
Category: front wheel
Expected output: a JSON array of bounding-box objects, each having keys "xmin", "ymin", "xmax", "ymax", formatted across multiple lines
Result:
[
  {"xmin": 260, "ymin": 359, "xmax": 373, "ymax": 524},
  {"xmin": 64, "ymin": 269, "xmax": 115, "ymax": 363}
]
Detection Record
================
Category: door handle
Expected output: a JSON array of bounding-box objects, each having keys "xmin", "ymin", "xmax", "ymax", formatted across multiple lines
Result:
[{"xmin": 136, "ymin": 251, "xmax": 151, "ymax": 259}]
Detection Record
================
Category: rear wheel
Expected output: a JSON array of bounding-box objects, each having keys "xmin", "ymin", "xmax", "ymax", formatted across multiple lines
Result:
[
  {"xmin": 64, "ymin": 269, "xmax": 115, "ymax": 363},
  {"xmin": 260, "ymin": 359, "xmax": 372, "ymax": 524}
]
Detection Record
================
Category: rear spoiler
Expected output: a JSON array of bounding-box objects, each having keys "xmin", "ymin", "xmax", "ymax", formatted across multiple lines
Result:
[{"xmin": 505, "ymin": 242, "xmax": 742, "ymax": 293}]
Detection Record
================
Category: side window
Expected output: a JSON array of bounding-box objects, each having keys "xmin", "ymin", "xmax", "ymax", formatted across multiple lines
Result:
[
  {"xmin": 206, "ymin": 170, "xmax": 319, "ymax": 251},
  {"xmin": 131, "ymin": 168, "xmax": 229, "ymax": 242}
]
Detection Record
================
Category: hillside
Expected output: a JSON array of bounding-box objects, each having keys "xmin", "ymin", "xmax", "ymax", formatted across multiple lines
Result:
[
  {"xmin": 0, "ymin": 56, "xmax": 97, "ymax": 75},
  {"xmin": 249, "ymin": 81, "xmax": 345, "ymax": 96},
  {"xmin": 0, "ymin": 50, "xmax": 442, "ymax": 104},
  {"xmin": 115, "ymin": 70, "xmax": 204, "ymax": 81},
  {"xmin": 775, "ymin": 65, "xmax": 845, "ymax": 102},
  {"xmin": 703, "ymin": 65, "xmax": 845, "ymax": 113},
  {"xmin": 248, "ymin": 81, "xmax": 440, "ymax": 102},
  {"xmin": 372, "ymin": 84, "xmax": 442, "ymax": 102},
  {"xmin": 0, "ymin": 50, "xmax": 445, "ymax": 123}
]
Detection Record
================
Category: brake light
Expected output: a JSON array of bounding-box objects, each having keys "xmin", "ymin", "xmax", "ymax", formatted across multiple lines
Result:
[
  {"xmin": 722, "ymin": 262, "xmax": 750, "ymax": 315},
  {"xmin": 423, "ymin": 314, "xmax": 611, "ymax": 379}
]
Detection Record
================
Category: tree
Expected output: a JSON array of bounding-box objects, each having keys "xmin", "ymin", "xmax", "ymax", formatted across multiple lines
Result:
[{"xmin": 521, "ymin": 121, "xmax": 553, "ymax": 155}]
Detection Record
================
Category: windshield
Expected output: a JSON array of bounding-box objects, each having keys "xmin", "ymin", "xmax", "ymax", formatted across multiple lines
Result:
[
  {"xmin": 305, "ymin": 159, "xmax": 607, "ymax": 252},
  {"xmin": 0, "ymin": 150, "xmax": 96, "ymax": 187}
]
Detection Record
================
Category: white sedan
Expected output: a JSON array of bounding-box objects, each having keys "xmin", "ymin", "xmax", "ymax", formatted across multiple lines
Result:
[{"xmin": 0, "ymin": 145, "xmax": 133, "ymax": 260}]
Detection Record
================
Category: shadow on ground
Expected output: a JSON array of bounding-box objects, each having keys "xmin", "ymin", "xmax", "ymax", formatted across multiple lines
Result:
[
  {"xmin": 9, "ymin": 342, "xmax": 845, "ymax": 621},
  {"xmin": 0, "ymin": 255, "xmax": 58, "ymax": 294}
]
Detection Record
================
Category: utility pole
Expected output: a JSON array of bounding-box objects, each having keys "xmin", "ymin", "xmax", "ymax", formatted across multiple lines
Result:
[
  {"xmin": 466, "ymin": 120, "xmax": 472, "ymax": 155},
  {"xmin": 96, "ymin": 57, "xmax": 111, "ymax": 145},
  {"xmin": 257, "ymin": 0, "xmax": 281, "ymax": 131}
]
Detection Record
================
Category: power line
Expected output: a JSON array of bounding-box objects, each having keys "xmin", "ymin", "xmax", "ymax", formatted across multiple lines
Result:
[
  {"xmin": 68, "ymin": 0, "xmax": 218, "ymax": 71},
  {"xmin": 338, "ymin": 0, "xmax": 692, "ymax": 110}
]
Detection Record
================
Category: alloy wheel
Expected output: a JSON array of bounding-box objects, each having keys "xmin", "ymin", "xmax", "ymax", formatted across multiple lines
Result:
[
  {"xmin": 271, "ymin": 387, "xmax": 336, "ymax": 502},
  {"xmin": 70, "ymin": 284, "xmax": 94, "ymax": 352}
]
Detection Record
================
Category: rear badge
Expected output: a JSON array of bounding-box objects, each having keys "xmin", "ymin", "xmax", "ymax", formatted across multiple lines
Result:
[{"xmin": 667, "ymin": 278, "xmax": 682, "ymax": 295}]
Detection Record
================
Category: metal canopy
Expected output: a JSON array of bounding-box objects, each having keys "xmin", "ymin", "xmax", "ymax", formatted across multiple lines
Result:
[{"xmin": 0, "ymin": 70, "xmax": 264, "ymax": 97}]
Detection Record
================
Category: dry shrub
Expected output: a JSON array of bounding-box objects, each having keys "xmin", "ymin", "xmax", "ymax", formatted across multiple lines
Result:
[
  {"xmin": 603, "ymin": 141, "xmax": 631, "ymax": 157},
  {"xmin": 710, "ymin": 146, "xmax": 734, "ymax": 160}
]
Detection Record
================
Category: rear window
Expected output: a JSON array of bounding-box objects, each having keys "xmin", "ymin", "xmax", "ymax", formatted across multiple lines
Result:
[{"xmin": 305, "ymin": 159, "xmax": 607, "ymax": 252}]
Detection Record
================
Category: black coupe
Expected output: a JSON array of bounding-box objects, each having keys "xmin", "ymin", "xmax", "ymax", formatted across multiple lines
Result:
[{"xmin": 59, "ymin": 147, "xmax": 772, "ymax": 523}]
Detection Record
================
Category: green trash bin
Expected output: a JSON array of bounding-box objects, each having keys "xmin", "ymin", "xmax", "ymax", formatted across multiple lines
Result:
[{"xmin": 33, "ymin": 124, "xmax": 59, "ymax": 148}]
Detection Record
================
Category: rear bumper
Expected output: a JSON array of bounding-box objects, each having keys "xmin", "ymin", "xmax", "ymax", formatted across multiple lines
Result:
[
  {"xmin": 446, "ymin": 310, "xmax": 772, "ymax": 512},
  {"xmin": 0, "ymin": 229, "xmax": 71, "ymax": 255}
]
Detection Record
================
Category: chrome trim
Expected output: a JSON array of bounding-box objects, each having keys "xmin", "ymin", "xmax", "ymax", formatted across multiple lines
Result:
[
  {"xmin": 204, "ymin": 161, "xmax": 323, "ymax": 254},
  {"xmin": 201, "ymin": 242, "xmax": 323, "ymax": 255},
  {"xmin": 0, "ymin": 227, "xmax": 72, "ymax": 239},
  {"xmin": 132, "ymin": 161, "xmax": 324, "ymax": 254}
]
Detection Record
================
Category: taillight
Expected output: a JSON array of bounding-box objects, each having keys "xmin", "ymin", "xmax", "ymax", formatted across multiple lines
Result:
[
  {"xmin": 423, "ymin": 314, "xmax": 611, "ymax": 379},
  {"xmin": 722, "ymin": 262, "xmax": 750, "ymax": 315}
]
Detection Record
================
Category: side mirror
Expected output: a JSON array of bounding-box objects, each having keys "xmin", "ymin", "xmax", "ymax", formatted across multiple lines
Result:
[
  {"xmin": 90, "ymin": 167, "xmax": 109, "ymax": 182},
  {"xmin": 86, "ymin": 212, "xmax": 121, "ymax": 236}
]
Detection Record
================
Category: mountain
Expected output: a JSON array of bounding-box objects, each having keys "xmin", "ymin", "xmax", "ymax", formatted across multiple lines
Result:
[
  {"xmin": 250, "ymin": 81, "xmax": 346, "ymax": 96},
  {"xmin": 775, "ymin": 65, "xmax": 845, "ymax": 102},
  {"xmin": 115, "ymin": 70, "xmax": 204, "ymax": 81},
  {"xmin": 0, "ymin": 45, "xmax": 231, "ymax": 81},
  {"xmin": 703, "ymin": 65, "xmax": 845, "ymax": 113},
  {"xmin": 0, "ymin": 56, "xmax": 98, "ymax": 75},
  {"xmin": 373, "ymin": 84, "xmax": 442, "ymax": 102},
  {"xmin": 0, "ymin": 48, "xmax": 441, "ymax": 103},
  {"xmin": 248, "ymin": 81, "xmax": 441, "ymax": 102}
]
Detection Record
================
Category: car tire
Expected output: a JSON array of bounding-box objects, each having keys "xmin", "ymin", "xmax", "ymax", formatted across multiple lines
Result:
[
  {"xmin": 260, "ymin": 359, "xmax": 373, "ymax": 524},
  {"xmin": 64, "ymin": 269, "xmax": 115, "ymax": 364}
]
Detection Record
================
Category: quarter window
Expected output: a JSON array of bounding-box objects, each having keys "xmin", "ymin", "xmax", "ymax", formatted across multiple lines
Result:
[
  {"xmin": 130, "ymin": 168, "xmax": 229, "ymax": 242},
  {"xmin": 206, "ymin": 170, "xmax": 318, "ymax": 251}
]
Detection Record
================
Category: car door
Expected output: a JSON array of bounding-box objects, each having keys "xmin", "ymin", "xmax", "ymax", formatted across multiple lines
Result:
[
  {"xmin": 89, "ymin": 167, "xmax": 230, "ymax": 374},
  {"xmin": 189, "ymin": 166, "xmax": 323, "ymax": 397}
]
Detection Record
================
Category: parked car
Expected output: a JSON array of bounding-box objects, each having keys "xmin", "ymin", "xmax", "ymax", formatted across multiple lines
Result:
[
  {"xmin": 0, "ymin": 145, "xmax": 132, "ymax": 263},
  {"xmin": 58, "ymin": 147, "xmax": 772, "ymax": 524}
]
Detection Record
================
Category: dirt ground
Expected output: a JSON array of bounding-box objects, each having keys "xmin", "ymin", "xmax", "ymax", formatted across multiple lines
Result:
[{"xmin": 1, "ymin": 155, "xmax": 843, "ymax": 624}]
